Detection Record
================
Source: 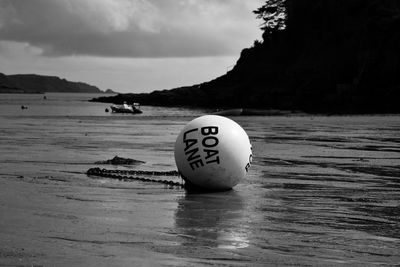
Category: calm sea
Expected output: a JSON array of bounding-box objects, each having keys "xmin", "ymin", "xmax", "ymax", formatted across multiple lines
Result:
[{"xmin": 0, "ymin": 93, "xmax": 399, "ymax": 266}]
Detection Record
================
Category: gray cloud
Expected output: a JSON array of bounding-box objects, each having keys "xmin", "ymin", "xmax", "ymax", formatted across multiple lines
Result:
[{"xmin": 0, "ymin": 0, "xmax": 262, "ymax": 58}]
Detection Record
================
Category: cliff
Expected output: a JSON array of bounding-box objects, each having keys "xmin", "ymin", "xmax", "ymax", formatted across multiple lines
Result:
[
  {"xmin": 0, "ymin": 73, "xmax": 102, "ymax": 94},
  {"xmin": 91, "ymin": 0, "xmax": 400, "ymax": 114}
]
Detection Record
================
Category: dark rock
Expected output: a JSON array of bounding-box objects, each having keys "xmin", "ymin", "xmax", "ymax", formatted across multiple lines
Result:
[{"xmin": 95, "ymin": 156, "xmax": 145, "ymax": 165}]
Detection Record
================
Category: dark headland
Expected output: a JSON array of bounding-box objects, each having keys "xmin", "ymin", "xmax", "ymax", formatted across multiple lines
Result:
[
  {"xmin": 0, "ymin": 73, "xmax": 116, "ymax": 94},
  {"xmin": 95, "ymin": 0, "xmax": 399, "ymax": 114}
]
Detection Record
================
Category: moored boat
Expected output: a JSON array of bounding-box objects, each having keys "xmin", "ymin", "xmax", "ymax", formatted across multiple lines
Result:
[{"xmin": 110, "ymin": 102, "xmax": 142, "ymax": 114}]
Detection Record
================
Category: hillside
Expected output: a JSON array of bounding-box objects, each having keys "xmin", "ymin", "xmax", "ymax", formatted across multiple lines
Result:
[
  {"xmin": 0, "ymin": 73, "xmax": 23, "ymax": 93},
  {"xmin": 91, "ymin": 0, "xmax": 400, "ymax": 114},
  {"xmin": 0, "ymin": 73, "xmax": 102, "ymax": 94}
]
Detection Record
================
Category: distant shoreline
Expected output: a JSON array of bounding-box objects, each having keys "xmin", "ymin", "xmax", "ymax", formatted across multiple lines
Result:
[
  {"xmin": 0, "ymin": 92, "xmax": 116, "ymax": 94},
  {"xmin": 1, "ymin": 72, "xmax": 117, "ymax": 94},
  {"xmin": 89, "ymin": 94, "xmax": 400, "ymax": 115},
  {"xmin": 0, "ymin": 91, "xmax": 44, "ymax": 94}
]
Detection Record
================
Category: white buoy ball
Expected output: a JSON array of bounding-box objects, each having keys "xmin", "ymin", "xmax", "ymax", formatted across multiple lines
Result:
[{"xmin": 174, "ymin": 115, "xmax": 252, "ymax": 191}]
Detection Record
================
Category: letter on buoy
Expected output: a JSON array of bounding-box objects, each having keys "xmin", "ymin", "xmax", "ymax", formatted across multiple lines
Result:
[{"xmin": 174, "ymin": 115, "xmax": 252, "ymax": 191}]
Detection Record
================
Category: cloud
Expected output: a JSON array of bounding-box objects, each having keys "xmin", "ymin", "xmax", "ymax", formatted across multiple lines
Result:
[
  {"xmin": 0, "ymin": 0, "xmax": 262, "ymax": 58},
  {"xmin": 0, "ymin": 40, "xmax": 239, "ymax": 93}
]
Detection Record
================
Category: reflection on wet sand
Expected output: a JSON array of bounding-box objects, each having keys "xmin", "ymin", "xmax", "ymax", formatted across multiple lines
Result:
[{"xmin": 174, "ymin": 191, "xmax": 250, "ymax": 250}]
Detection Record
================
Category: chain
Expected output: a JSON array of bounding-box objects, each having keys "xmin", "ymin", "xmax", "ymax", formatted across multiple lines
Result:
[{"xmin": 86, "ymin": 167, "xmax": 184, "ymax": 188}]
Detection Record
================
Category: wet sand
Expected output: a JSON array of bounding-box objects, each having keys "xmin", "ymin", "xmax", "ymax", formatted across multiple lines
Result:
[{"xmin": 1, "ymin": 96, "xmax": 400, "ymax": 266}]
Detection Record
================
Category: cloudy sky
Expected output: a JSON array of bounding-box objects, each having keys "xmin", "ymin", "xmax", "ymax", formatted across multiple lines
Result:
[{"xmin": 0, "ymin": 0, "xmax": 262, "ymax": 93}]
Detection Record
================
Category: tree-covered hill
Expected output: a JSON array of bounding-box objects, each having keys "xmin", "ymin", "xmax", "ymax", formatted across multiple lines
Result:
[{"xmin": 92, "ymin": 0, "xmax": 400, "ymax": 113}]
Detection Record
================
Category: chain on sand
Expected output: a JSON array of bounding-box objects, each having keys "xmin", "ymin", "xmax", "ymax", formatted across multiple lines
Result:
[{"xmin": 86, "ymin": 167, "xmax": 184, "ymax": 188}]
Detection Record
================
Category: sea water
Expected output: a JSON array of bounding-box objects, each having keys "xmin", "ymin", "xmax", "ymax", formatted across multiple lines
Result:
[{"xmin": 0, "ymin": 93, "xmax": 399, "ymax": 266}]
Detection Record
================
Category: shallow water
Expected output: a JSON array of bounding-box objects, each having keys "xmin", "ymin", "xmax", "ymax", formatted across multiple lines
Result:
[{"xmin": 0, "ymin": 94, "xmax": 399, "ymax": 266}]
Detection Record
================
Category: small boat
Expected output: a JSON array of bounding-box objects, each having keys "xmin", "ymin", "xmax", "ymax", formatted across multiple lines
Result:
[{"xmin": 110, "ymin": 102, "xmax": 142, "ymax": 114}]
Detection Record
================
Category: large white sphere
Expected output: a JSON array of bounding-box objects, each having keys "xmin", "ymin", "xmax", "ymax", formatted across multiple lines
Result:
[{"xmin": 174, "ymin": 115, "xmax": 252, "ymax": 191}]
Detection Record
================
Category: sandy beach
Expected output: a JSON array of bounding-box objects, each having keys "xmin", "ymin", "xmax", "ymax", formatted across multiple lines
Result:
[{"xmin": 1, "ymin": 94, "xmax": 400, "ymax": 266}]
